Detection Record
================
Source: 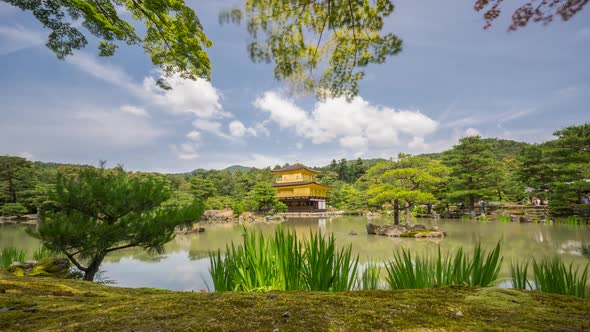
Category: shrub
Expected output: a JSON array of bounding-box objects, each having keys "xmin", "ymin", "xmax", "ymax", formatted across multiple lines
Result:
[{"xmin": 0, "ymin": 203, "xmax": 28, "ymax": 218}]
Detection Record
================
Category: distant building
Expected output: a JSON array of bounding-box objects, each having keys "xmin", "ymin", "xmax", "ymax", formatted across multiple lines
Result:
[{"xmin": 271, "ymin": 162, "xmax": 333, "ymax": 212}]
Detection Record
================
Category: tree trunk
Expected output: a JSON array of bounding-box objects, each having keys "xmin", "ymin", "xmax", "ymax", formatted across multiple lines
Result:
[
  {"xmin": 393, "ymin": 199, "xmax": 399, "ymax": 225},
  {"xmin": 83, "ymin": 255, "xmax": 105, "ymax": 281},
  {"xmin": 469, "ymin": 195, "xmax": 475, "ymax": 219},
  {"xmin": 405, "ymin": 201, "xmax": 411, "ymax": 225},
  {"xmin": 427, "ymin": 204, "xmax": 432, "ymax": 214},
  {"xmin": 7, "ymin": 168, "xmax": 16, "ymax": 203}
]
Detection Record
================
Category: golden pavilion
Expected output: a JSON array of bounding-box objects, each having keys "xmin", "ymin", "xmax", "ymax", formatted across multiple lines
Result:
[{"xmin": 271, "ymin": 162, "xmax": 333, "ymax": 212}]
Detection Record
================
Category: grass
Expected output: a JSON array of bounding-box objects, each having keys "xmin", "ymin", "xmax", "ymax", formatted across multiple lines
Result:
[
  {"xmin": 1, "ymin": 271, "xmax": 589, "ymax": 331},
  {"xmin": 532, "ymin": 257, "xmax": 589, "ymax": 299},
  {"xmin": 497, "ymin": 215, "xmax": 511, "ymax": 223},
  {"xmin": 510, "ymin": 260, "xmax": 531, "ymax": 290},
  {"xmin": 358, "ymin": 260, "xmax": 380, "ymax": 290},
  {"xmin": 209, "ymin": 227, "xmax": 358, "ymax": 292},
  {"xmin": 0, "ymin": 246, "xmax": 62, "ymax": 269},
  {"xmin": 384, "ymin": 243, "xmax": 503, "ymax": 290},
  {"xmin": 0, "ymin": 248, "xmax": 27, "ymax": 269},
  {"xmin": 510, "ymin": 257, "xmax": 589, "ymax": 299}
]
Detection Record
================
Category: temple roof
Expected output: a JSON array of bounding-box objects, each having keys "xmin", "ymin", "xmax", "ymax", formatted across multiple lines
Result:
[
  {"xmin": 272, "ymin": 181, "xmax": 334, "ymax": 188},
  {"xmin": 271, "ymin": 163, "xmax": 320, "ymax": 174}
]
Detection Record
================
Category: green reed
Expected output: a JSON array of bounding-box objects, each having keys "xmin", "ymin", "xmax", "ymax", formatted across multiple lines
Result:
[
  {"xmin": 32, "ymin": 246, "xmax": 63, "ymax": 261},
  {"xmin": 532, "ymin": 257, "xmax": 589, "ymax": 298},
  {"xmin": 510, "ymin": 260, "xmax": 531, "ymax": 290},
  {"xmin": 358, "ymin": 260, "xmax": 381, "ymax": 290},
  {"xmin": 0, "ymin": 247, "xmax": 27, "ymax": 269},
  {"xmin": 209, "ymin": 227, "xmax": 358, "ymax": 292},
  {"xmin": 384, "ymin": 242, "xmax": 503, "ymax": 290},
  {"xmin": 1, "ymin": 245, "xmax": 64, "ymax": 269}
]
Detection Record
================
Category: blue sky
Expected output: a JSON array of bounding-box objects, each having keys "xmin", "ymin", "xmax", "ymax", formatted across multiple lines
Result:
[{"xmin": 0, "ymin": 1, "xmax": 589, "ymax": 172}]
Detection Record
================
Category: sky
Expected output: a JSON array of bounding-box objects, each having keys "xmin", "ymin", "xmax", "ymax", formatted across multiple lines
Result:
[{"xmin": 0, "ymin": 1, "xmax": 589, "ymax": 172}]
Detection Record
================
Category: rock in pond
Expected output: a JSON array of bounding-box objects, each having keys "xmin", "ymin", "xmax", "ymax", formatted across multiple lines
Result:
[
  {"xmin": 366, "ymin": 223, "xmax": 446, "ymax": 238},
  {"xmin": 7, "ymin": 257, "xmax": 71, "ymax": 278}
]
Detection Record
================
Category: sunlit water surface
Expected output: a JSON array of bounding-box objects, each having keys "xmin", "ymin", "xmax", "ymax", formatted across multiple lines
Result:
[{"xmin": 1, "ymin": 217, "xmax": 589, "ymax": 291}]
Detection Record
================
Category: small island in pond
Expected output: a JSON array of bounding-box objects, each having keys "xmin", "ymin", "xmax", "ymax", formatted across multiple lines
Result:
[{"xmin": 366, "ymin": 222, "xmax": 447, "ymax": 238}]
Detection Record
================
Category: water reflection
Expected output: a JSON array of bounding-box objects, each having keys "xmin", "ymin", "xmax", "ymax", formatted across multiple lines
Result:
[{"xmin": 1, "ymin": 217, "xmax": 589, "ymax": 291}]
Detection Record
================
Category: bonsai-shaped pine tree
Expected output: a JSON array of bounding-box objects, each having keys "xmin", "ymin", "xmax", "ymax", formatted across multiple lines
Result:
[{"xmin": 32, "ymin": 165, "xmax": 204, "ymax": 281}]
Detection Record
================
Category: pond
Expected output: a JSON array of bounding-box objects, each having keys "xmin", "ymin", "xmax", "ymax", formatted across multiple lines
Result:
[{"xmin": 1, "ymin": 217, "xmax": 589, "ymax": 291}]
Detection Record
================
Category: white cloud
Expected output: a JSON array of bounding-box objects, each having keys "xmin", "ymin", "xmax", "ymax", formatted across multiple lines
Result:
[
  {"xmin": 254, "ymin": 91, "xmax": 439, "ymax": 154},
  {"xmin": 68, "ymin": 53, "xmax": 226, "ymax": 123},
  {"xmin": 18, "ymin": 152, "xmax": 35, "ymax": 160},
  {"xmin": 120, "ymin": 105, "xmax": 149, "ymax": 117},
  {"xmin": 73, "ymin": 110, "xmax": 163, "ymax": 147},
  {"xmin": 230, "ymin": 153, "xmax": 286, "ymax": 169},
  {"xmin": 464, "ymin": 127, "xmax": 480, "ymax": 137},
  {"xmin": 193, "ymin": 119, "xmax": 223, "ymax": 134},
  {"xmin": 228, "ymin": 120, "xmax": 260, "ymax": 138},
  {"xmin": 66, "ymin": 53, "xmax": 145, "ymax": 97},
  {"xmin": 186, "ymin": 130, "xmax": 201, "ymax": 141},
  {"xmin": 143, "ymin": 74, "xmax": 228, "ymax": 119},
  {"xmin": 67, "ymin": 52, "xmax": 233, "ymax": 137},
  {"xmin": 0, "ymin": 25, "xmax": 44, "ymax": 55},
  {"xmin": 295, "ymin": 142, "xmax": 304, "ymax": 150},
  {"xmin": 170, "ymin": 143, "xmax": 199, "ymax": 160},
  {"xmin": 229, "ymin": 120, "xmax": 247, "ymax": 137},
  {"xmin": 408, "ymin": 137, "xmax": 429, "ymax": 150},
  {"xmin": 339, "ymin": 136, "xmax": 368, "ymax": 154}
]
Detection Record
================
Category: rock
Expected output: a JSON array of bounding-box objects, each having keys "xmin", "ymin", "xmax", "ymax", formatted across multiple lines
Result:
[
  {"xmin": 0, "ymin": 307, "xmax": 16, "ymax": 312},
  {"xmin": 273, "ymin": 329, "xmax": 279, "ymax": 332},
  {"xmin": 367, "ymin": 222, "xmax": 447, "ymax": 239},
  {"xmin": 267, "ymin": 294, "xmax": 278, "ymax": 300},
  {"xmin": 410, "ymin": 224, "xmax": 427, "ymax": 231},
  {"xmin": 0, "ymin": 289, "xmax": 5, "ymax": 293},
  {"xmin": 519, "ymin": 216, "xmax": 530, "ymax": 223},
  {"xmin": 25, "ymin": 260, "xmax": 38, "ymax": 265},
  {"xmin": 10, "ymin": 257, "xmax": 71, "ymax": 278},
  {"xmin": 22, "ymin": 307, "xmax": 38, "ymax": 313},
  {"xmin": 384, "ymin": 227, "xmax": 405, "ymax": 237},
  {"xmin": 348, "ymin": 230, "xmax": 358, "ymax": 236},
  {"xmin": 282, "ymin": 311, "xmax": 291, "ymax": 318},
  {"xmin": 366, "ymin": 223, "xmax": 380, "ymax": 235},
  {"xmin": 510, "ymin": 215, "xmax": 518, "ymax": 223},
  {"xmin": 456, "ymin": 311, "xmax": 464, "ymax": 317}
]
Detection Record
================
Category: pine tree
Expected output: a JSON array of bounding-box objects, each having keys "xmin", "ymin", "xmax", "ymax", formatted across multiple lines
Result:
[
  {"xmin": 33, "ymin": 166, "xmax": 204, "ymax": 281},
  {"xmin": 443, "ymin": 136, "xmax": 499, "ymax": 217}
]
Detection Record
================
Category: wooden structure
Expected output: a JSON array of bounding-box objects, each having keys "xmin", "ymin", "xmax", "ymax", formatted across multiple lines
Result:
[{"xmin": 272, "ymin": 163, "xmax": 333, "ymax": 212}]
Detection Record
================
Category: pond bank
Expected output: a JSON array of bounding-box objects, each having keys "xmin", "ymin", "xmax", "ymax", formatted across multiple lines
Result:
[{"xmin": 0, "ymin": 272, "xmax": 588, "ymax": 331}]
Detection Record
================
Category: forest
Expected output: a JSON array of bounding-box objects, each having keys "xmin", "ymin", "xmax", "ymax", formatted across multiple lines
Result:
[{"xmin": 1, "ymin": 123, "xmax": 589, "ymax": 222}]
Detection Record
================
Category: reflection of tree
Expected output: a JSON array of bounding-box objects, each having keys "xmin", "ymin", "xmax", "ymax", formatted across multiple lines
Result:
[{"xmin": 187, "ymin": 251, "xmax": 211, "ymax": 261}]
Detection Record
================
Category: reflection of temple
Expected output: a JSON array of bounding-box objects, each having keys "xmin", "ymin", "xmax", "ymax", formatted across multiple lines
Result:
[{"xmin": 272, "ymin": 162, "xmax": 333, "ymax": 212}]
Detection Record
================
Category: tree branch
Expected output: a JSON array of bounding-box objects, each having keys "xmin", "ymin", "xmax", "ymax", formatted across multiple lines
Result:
[
  {"xmin": 64, "ymin": 251, "xmax": 88, "ymax": 272},
  {"xmin": 106, "ymin": 242, "xmax": 138, "ymax": 253}
]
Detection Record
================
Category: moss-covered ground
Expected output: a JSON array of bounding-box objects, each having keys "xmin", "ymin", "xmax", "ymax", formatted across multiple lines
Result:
[{"xmin": 1, "ymin": 271, "xmax": 589, "ymax": 331}]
